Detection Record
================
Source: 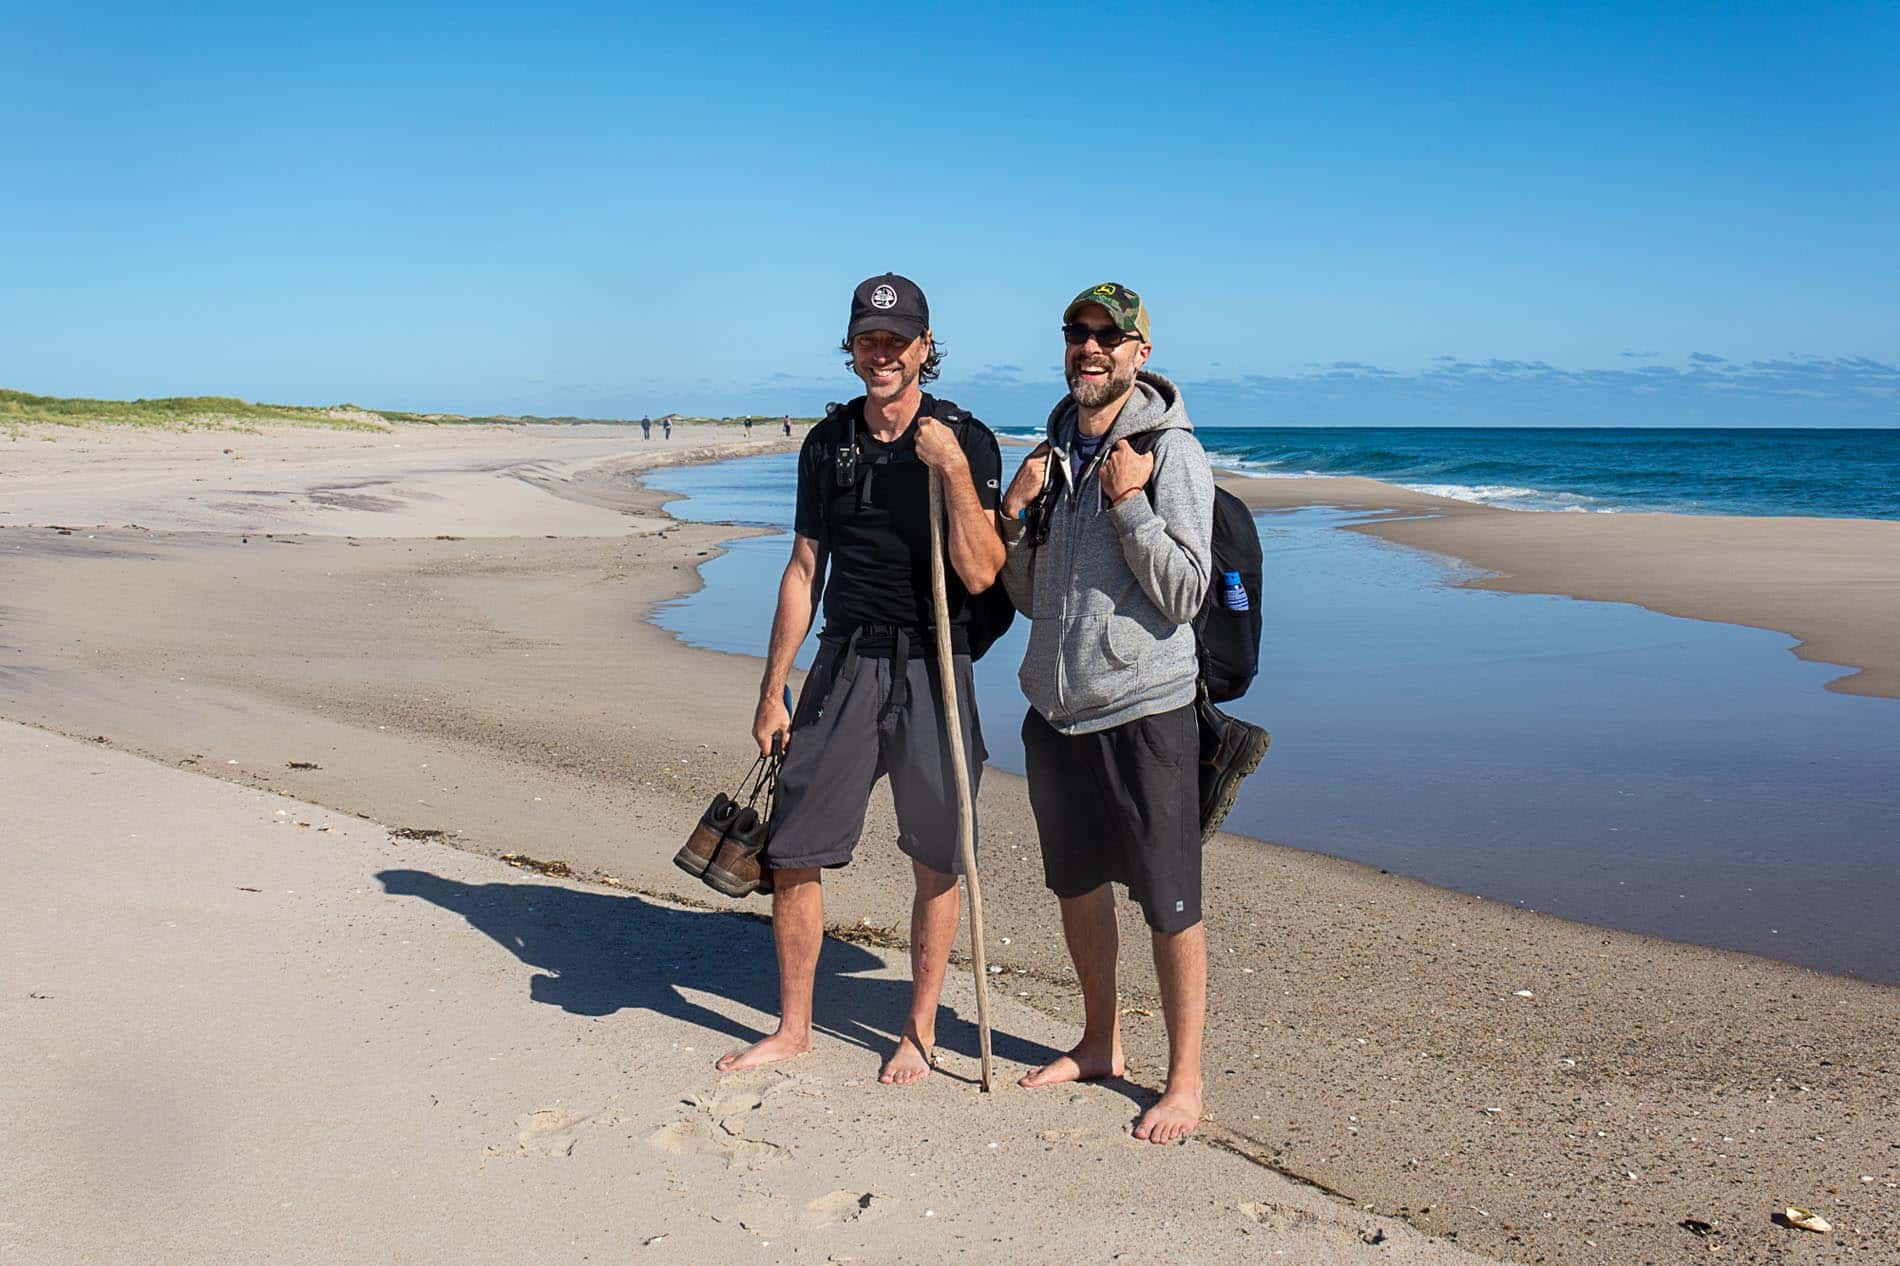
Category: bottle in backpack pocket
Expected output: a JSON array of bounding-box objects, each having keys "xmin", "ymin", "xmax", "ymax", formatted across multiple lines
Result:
[{"xmin": 1220, "ymin": 570, "xmax": 1250, "ymax": 612}]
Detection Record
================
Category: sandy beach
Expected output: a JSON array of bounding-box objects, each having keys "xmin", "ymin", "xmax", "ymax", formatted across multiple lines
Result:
[{"xmin": 4, "ymin": 422, "xmax": 1897, "ymax": 1265}]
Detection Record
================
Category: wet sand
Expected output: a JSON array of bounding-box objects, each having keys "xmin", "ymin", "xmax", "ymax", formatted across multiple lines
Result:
[{"xmin": 3, "ymin": 423, "xmax": 1896, "ymax": 1264}]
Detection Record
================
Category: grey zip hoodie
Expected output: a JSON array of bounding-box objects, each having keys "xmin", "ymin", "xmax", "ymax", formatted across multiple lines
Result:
[{"xmin": 1001, "ymin": 371, "xmax": 1214, "ymax": 735}]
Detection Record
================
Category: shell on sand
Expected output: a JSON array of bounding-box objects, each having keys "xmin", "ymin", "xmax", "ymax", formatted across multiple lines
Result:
[{"xmin": 1784, "ymin": 1207, "xmax": 1832, "ymax": 1233}]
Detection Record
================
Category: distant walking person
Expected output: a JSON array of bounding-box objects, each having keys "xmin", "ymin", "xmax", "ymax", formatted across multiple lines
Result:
[
  {"xmin": 999, "ymin": 283, "xmax": 1215, "ymax": 1144},
  {"xmin": 663, "ymin": 417, "xmax": 673, "ymax": 440},
  {"xmin": 745, "ymin": 416, "xmax": 754, "ymax": 437},
  {"xmin": 641, "ymin": 416, "xmax": 651, "ymax": 440},
  {"xmin": 782, "ymin": 415, "xmax": 792, "ymax": 437},
  {"xmin": 715, "ymin": 273, "xmax": 1005, "ymax": 1085}
]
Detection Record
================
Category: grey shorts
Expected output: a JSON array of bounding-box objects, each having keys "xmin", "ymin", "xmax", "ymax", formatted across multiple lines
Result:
[
  {"xmin": 1022, "ymin": 704, "xmax": 1202, "ymax": 934},
  {"xmin": 766, "ymin": 632, "xmax": 986, "ymax": 876}
]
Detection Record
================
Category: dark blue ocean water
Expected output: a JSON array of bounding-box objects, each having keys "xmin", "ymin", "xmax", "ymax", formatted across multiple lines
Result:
[
  {"xmin": 992, "ymin": 427, "xmax": 1900, "ymax": 519},
  {"xmin": 645, "ymin": 451, "xmax": 1900, "ymax": 983}
]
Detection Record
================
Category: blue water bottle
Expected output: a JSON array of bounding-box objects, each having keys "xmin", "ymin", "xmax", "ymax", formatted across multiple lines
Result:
[{"xmin": 1220, "ymin": 570, "xmax": 1249, "ymax": 612}]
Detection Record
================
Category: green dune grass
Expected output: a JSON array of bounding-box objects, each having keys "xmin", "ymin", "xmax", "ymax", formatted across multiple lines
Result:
[
  {"xmin": 1, "ymin": 389, "xmax": 400, "ymax": 436},
  {"xmin": 1, "ymin": 389, "xmax": 815, "ymax": 439}
]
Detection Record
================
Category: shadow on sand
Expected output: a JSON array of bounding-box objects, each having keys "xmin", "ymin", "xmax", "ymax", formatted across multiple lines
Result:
[{"xmin": 376, "ymin": 868, "xmax": 1064, "ymax": 1078}]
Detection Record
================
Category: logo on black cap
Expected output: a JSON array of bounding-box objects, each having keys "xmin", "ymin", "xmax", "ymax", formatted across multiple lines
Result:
[{"xmin": 871, "ymin": 284, "xmax": 897, "ymax": 309}]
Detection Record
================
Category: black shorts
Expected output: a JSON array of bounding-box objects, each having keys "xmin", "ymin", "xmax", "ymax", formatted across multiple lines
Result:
[
  {"xmin": 765, "ymin": 633, "xmax": 985, "ymax": 876},
  {"xmin": 1021, "ymin": 704, "xmax": 1202, "ymax": 934}
]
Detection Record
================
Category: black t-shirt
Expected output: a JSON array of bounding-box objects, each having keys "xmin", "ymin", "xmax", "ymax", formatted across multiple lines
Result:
[{"xmin": 794, "ymin": 394, "xmax": 1002, "ymax": 650}]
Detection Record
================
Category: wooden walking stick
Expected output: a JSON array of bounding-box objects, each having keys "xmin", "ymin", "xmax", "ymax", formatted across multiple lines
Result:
[{"xmin": 927, "ymin": 467, "xmax": 995, "ymax": 1091}]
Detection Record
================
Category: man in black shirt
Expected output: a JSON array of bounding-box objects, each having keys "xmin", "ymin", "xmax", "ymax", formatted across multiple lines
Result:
[{"xmin": 715, "ymin": 274, "xmax": 1004, "ymax": 1085}]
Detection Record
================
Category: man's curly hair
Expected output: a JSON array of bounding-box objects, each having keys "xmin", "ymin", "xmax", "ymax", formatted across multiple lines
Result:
[{"xmin": 840, "ymin": 334, "xmax": 945, "ymax": 384}]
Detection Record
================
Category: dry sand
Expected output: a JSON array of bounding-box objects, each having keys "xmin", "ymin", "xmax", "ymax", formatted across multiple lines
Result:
[
  {"xmin": 4, "ymin": 720, "xmax": 1476, "ymax": 1265},
  {"xmin": 4, "ymin": 423, "xmax": 1897, "ymax": 1265},
  {"xmin": 1225, "ymin": 475, "xmax": 1900, "ymax": 699}
]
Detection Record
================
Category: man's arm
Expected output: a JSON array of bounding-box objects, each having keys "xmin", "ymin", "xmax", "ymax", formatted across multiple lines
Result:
[
  {"xmin": 939, "ymin": 457, "xmax": 1006, "ymax": 593},
  {"xmin": 914, "ymin": 416, "xmax": 1006, "ymax": 594},
  {"xmin": 997, "ymin": 442, "xmax": 1050, "ymax": 614},
  {"xmin": 1099, "ymin": 433, "xmax": 1214, "ymax": 624},
  {"xmin": 753, "ymin": 533, "xmax": 826, "ymax": 755}
]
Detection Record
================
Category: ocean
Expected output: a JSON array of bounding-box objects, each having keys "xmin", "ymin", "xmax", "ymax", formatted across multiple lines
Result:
[{"xmin": 991, "ymin": 426, "xmax": 1900, "ymax": 519}]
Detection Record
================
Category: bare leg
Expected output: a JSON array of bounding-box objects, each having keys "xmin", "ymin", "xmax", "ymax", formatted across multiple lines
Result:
[
  {"xmin": 881, "ymin": 859, "xmax": 959, "ymax": 1085},
  {"xmin": 715, "ymin": 867, "xmax": 822, "ymax": 1071},
  {"xmin": 1019, "ymin": 884, "xmax": 1125, "ymax": 1087},
  {"xmin": 1133, "ymin": 920, "xmax": 1206, "ymax": 1143}
]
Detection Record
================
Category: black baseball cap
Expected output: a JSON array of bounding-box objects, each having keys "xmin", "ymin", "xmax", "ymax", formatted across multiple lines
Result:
[{"xmin": 846, "ymin": 273, "xmax": 929, "ymax": 342}]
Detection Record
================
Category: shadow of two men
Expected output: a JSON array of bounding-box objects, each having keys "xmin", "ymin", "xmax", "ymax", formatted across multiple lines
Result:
[{"xmin": 376, "ymin": 868, "xmax": 1057, "ymax": 1073}]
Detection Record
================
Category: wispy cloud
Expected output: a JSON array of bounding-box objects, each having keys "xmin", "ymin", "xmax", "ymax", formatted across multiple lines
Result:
[
  {"xmin": 968, "ymin": 363, "xmax": 1025, "ymax": 386},
  {"xmin": 1159, "ymin": 354, "xmax": 1900, "ymax": 426}
]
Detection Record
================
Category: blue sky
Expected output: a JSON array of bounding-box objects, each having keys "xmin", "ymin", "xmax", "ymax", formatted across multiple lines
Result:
[{"xmin": 4, "ymin": 2, "xmax": 1895, "ymax": 426}]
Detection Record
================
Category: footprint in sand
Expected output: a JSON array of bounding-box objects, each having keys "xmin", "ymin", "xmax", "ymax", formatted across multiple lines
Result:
[
  {"xmin": 801, "ymin": 1190, "xmax": 886, "ymax": 1229},
  {"xmin": 487, "ymin": 1108, "xmax": 596, "ymax": 1158},
  {"xmin": 1239, "ymin": 1201, "xmax": 1320, "ymax": 1233},
  {"xmin": 647, "ymin": 1118, "xmax": 783, "ymax": 1170},
  {"xmin": 686, "ymin": 1085, "xmax": 770, "ymax": 1118}
]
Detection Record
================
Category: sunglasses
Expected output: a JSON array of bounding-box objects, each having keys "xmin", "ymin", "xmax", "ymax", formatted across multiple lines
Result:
[{"xmin": 1061, "ymin": 323, "xmax": 1143, "ymax": 349}]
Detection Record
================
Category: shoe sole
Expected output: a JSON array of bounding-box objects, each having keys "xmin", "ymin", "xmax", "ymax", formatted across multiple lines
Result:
[
  {"xmin": 703, "ymin": 862, "xmax": 767, "ymax": 898},
  {"xmin": 674, "ymin": 845, "xmax": 714, "ymax": 877},
  {"xmin": 1201, "ymin": 725, "xmax": 1271, "ymax": 842}
]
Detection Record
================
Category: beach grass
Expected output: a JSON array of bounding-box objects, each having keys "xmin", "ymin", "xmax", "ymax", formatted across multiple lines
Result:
[
  {"xmin": 1, "ymin": 389, "xmax": 818, "ymax": 439},
  {"xmin": 0, "ymin": 389, "xmax": 600, "ymax": 435},
  {"xmin": 0, "ymin": 389, "xmax": 398, "ymax": 437}
]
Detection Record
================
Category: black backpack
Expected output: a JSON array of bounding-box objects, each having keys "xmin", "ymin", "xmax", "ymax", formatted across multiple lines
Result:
[
  {"xmin": 1125, "ymin": 431, "xmax": 1262, "ymax": 702},
  {"xmin": 818, "ymin": 397, "xmax": 1016, "ymax": 661}
]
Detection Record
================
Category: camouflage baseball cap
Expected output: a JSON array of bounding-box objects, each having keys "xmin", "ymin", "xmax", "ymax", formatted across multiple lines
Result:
[{"xmin": 1063, "ymin": 282, "xmax": 1150, "ymax": 342}]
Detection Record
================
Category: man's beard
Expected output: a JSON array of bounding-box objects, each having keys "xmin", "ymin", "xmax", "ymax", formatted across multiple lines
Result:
[
  {"xmin": 1067, "ymin": 357, "xmax": 1136, "ymax": 408},
  {"xmin": 858, "ymin": 358, "xmax": 919, "ymax": 401}
]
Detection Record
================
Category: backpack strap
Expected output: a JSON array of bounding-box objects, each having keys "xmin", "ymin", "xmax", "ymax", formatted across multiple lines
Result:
[
  {"xmin": 817, "ymin": 394, "xmax": 977, "ymax": 535},
  {"xmin": 1125, "ymin": 429, "xmax": 1162, "ymax": 505}
]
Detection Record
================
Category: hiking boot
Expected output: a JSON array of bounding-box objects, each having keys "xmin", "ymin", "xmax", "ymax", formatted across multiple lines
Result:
[
  {"xmin": 674, "ymin": 793, "xmax": 740, "ymax": 878},
  {"xmin": 704, "ymin": 807, "xmax": 773, "ymax": 898},
  {"xmin": 1197, "ymin": 699, "xmax": 1270, "ymax": 842}
]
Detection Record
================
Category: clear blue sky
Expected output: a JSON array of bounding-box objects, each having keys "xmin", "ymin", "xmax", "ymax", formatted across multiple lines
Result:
[{"xmin": 4, "ymin": 2, "xmax": 1895, "ymax": 426}]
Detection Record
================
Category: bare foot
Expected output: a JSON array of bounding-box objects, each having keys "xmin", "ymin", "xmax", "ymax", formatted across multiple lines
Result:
[
  {"xmin": 878, "ymin": 1033, "xmax": 934, "ymax": 1085},
  {"xmin": 1018, "ymin": 1039, "xmax": 1124, "ymax": 1089},
  {"xmin": 1132, "ymin": 1082, "xmax": 1202, "ymax": 1144},
  {"xmin": 715, "ymin": 1028, "xmax": 810, "ymax": 1073}
]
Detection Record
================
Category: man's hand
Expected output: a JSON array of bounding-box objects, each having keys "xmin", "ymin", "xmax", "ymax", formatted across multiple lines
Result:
[
  {"xmin": 1100, "ymin": 439, "xmax": 1154, "ymax": 506},
  {"xmin": 753, "ymin": 691, "xmax": 791, "ymax": 756},
  {"xmin": 1001, "ymin": 442, "xmax": 1052, "ymax": 520},
  {"xmin": 913, "ymin": 415, "xmax": 967, "ymax": 474}
]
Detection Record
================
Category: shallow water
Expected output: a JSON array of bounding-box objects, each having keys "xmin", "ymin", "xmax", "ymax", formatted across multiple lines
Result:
[{"xmin": 647, "ymin": 452, "xmax": 1900, "ymax": 982}]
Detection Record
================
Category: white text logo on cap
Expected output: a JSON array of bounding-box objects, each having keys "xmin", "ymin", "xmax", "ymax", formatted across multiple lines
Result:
[{"xmin": 871, "ymin": 284, "xmax": 898, "ymax": 309}]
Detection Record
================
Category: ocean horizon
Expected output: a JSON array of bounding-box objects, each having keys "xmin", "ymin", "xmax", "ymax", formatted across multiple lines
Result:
[{"xmin": 992, "ymin": 425, "xmax": 1900, "ymax": 520}]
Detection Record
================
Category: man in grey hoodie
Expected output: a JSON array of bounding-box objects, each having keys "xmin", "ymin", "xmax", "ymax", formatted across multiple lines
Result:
[{"xmin": 998, "ymin": 283, "xmax": 1215, "ymax": 1144}]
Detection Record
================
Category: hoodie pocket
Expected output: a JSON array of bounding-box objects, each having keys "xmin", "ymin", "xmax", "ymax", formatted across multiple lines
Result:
[
  {"xmin": 1103, "ymin": 612, "xmax": 1145, "ymax": 670},
  {"xmin": 1055, "ymin": 614, "xmax": 1142, "ymax": 714}
]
